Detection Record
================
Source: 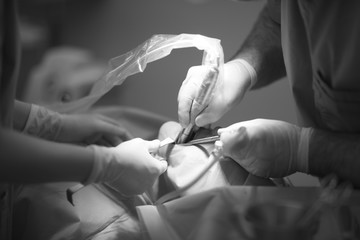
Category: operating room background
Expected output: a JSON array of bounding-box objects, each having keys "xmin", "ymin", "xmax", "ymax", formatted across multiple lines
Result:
[{"xmin": 18, "ymin": 0, "xmax": 317, "ymax": 186}]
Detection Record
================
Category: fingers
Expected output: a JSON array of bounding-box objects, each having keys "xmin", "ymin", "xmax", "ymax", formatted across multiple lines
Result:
[
  {"xmin": 95, "ymin": 115, "xmax": 134, "ymax": 141},
  {"xmin": 157, "ymin": 160, "xmax": 168, "ymax": 174},
  {"xmin": 145, "ymin": 139, "xmax": 168, "ymax": 174},
  {"xmin": 99, "ymin": 120, "xmax": 129, "ymax": 137},
  {"xmin": 103, "ymin": 135, "xmax": 124, "ymax": 146},
  {"xmin": 178, "ymin": 86, "xmax": 194, "ymax": 127},
  {"xmin": 218, "ymin": 125, "xmax": 247, "ymax": 142},
  {"xmin": 146, "ymin": 139, "xmax": 161, "ymax": 153},
  {"xmin": 195, "ymin": 107, "xmax": 219, "ymax": 127},
  {"xmin": 85, "ymin": 132, "xmax": 129, "ymax": 147},
  {"xmin": 218, "ymin": 126, "xmax": 247, "ymax": 158},
  {"xmin": 218, "ymin": 122, "xmax": 244, "ymax": 134},
  {"xmin": 84, "ymin": 133, "xmax": 103, "ymax": 145},
  {"xmin": 178, "ymin": 68, "xmax": 197, "ymax": 127},
  {"xmin": 178, "ymin": 65, "xmax": 214, "ymax": 128}
]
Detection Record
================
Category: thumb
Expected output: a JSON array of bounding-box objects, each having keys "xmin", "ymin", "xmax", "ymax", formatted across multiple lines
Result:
[
  {"xmin": 146, "ymin": 139, "xmax": 168, "ymax": 174},
  {"xmin": 195, "ymin": 109, "xmax": 218, "ymax": 127},
  {"xmin": 146, "ymin": 139, "xmax": 161, "ymax": 153},
  {"xmin": 157, "ymin": 160, "xmax": 168, "ymax": 174},
  {"xmin": 217, "ymin": 122, "xmax": 244, "ymax": 134},
  {"xmin": 218, "ymin": 126, "xmax": 248, "ymax": 156}
]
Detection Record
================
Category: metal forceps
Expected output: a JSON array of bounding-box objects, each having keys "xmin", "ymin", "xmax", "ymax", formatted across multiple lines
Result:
[
  {"xmin": 160, "ymin": 135, "xmax": 220, "ymax": 148},
  {"xmin": 180, "ymin": 135, "xmax": 220, "ymax": 146}
]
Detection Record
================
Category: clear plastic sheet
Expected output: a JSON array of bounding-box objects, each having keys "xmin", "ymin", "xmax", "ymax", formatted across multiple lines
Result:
[{"xmin": 49, "ymin": 34, "xmax": 224, "ymax": 113}]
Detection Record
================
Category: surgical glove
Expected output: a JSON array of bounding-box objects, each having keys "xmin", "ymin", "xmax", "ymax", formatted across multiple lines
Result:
[
  {"xmin": 218, "ymin": 119, "xmax": 313, "ymax": 178},
  {"xmin": 23, "ymin": 104, "xmax": 132, "ymax": 146},
  {"xmin": 23, "ymin": 104, "xmax": 62, "ymax": 140},
  {"xmin": 84, "ymin": 138, "xmax": 168, "ymax": 196},
  {"xmin": 56, "ymin": 113, "xmax": 132, "ymax": 146},
  {"xmin": 178, "ymin": 59, "xmax": 256, "ymax": 128}
]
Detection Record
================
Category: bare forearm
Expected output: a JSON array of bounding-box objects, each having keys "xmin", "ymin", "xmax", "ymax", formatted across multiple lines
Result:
[
  {"xmin": 231, "ymin": 0, "xmax": 286, "ymax": 89},
  {"xmin": 0, "ymin": 128, "xmax": 93, "ymax": 183},
  {"xmin": 308, "ymin": 129, "xmax": 360, "ymax": 188}
]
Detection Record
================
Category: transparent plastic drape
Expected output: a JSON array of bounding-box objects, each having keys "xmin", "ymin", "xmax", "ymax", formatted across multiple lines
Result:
[{"xmin": 49, "ymin": 34, "xmax": 224, "ymax": 113}]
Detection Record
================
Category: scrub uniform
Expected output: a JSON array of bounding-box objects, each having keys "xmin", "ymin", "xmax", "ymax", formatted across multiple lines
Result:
[
  {"xmin": 281, "ymin": 0, "xmax": 360, "ymax": 132},
  {"xmin": 0, "ymin": 0, "xmax": 20, "ymax": 239}
]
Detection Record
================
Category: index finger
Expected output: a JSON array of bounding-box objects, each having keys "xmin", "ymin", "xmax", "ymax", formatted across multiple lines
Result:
[
  {"xmin": 95, "ymin": 115, "xmax": 132, "ymax": 137},
  {"xmin": 177, "ymin": 85, "xmax": 195, "ymax": 128}
]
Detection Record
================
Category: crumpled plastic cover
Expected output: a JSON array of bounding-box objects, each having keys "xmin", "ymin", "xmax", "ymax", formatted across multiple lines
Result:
[{"xmin": 49, "ymin": 34, "xmax": 224, "ymax": 113}]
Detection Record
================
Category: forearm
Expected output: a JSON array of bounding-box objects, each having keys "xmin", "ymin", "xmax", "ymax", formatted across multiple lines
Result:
[
  {"xmin": 0, "ymin": 128, "xmax": 93, "ymax": 183},
  {"xmin": 308, "ymin": 129, "xmax": 360, "ymax": 188},
  {"xmin": 231, "ymin": 0, "xmax": 286, "ymax": 89}
]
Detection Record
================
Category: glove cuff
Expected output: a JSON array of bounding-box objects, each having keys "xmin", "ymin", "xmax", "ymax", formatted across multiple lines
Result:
[
  {"xmin": 83, "ymin": 145, "xmax": 123, "ymax": 187},
  {"xmin": 22, "ymin": 104, "xmax": 62, "ymax": 140},
  {"xmin": 82, "ymin": 145, "xmax": 106, "ymax": 185},
  {"xmin": 297, "ymin": 127, "xmax": 313, "ymax": 173},
  {"xmin": 231, "ymin": 59, "xmax": 257, "ymax": 88}
]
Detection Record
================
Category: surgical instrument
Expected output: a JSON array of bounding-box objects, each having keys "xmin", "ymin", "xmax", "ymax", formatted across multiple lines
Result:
[
  {"xmin": 181, "ymin": 135, "xmax": 220, "ymax": 146},
  {"xmin": 160, "ymin": 135, "xmax": 220, "ymax": 148}
]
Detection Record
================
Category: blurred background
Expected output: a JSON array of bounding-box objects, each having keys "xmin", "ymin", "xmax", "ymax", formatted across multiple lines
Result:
[{"xmin": 17, "ymin": 0, "xmax": 316, "ymax": 185}]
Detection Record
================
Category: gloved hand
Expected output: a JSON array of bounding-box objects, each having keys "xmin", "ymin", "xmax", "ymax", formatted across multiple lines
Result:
[
  {"xmin": 57, "ymin": 113, "xmax": 132, "ymax": 146},
  {"xmin": 218, "ymin": 119, "xmax": 313, "ymax": 178},
  {"xmin": 84, "ymin": 138, "xmax": 168, "ymax": 196},
  {"xmin": 23, "ymin": 104, "xmax": 132, "ymax": 146},
  {"xmin": 178, "ymin": 59, "xmax": 256, "ymax": 128}
]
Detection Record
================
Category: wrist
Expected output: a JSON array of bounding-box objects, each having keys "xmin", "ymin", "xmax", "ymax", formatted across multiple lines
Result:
[
  {"xmin": 13, "ymin": 100, "xmax": 32, "ymax": 131},
  {"xmin": 222, "ymin": 59, "xmax": 256, "ymax": 109},
  {"xmin": 296, "ymin": 127, "xmax": 313, "ymax": 173},
  {"xmin": 22, "ymin": 104, "xmax": 63, "ymax": 140},
  {"xmin": 228, "ymin": 59, "xmax": 257, "ymax": 88},
  {"xmin": 82, "ymin": 145, "xmax": 123, "ymax": 187},
  {"xmin": 82, "ymin": 145, "xmax": 106, "ymax": 185}
]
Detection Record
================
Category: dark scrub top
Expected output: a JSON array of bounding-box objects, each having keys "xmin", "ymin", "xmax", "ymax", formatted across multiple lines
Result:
[
  {"xmin": 0, "ymin": 0, "xmax": 21, "ymax": 239},
  {"xmin": 281, "ymin": 0, "xmax": 360, "ymax": 132}
]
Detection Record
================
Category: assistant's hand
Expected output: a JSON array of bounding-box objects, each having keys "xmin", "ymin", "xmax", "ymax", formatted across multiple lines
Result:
[
  {"xmin": 22, "ymin": 104, "xmax": 132, "ymax": 145},
  {"xmin": 57, "ymin": 113, "xmax": 133, "ymax": 146},
  {"xmin": 218, "ymin": 119, "xmax": 313, "ymax": 178},
  {"xmin": 84, "ymin": 138, "xmax": 168, "ymax": 196},
  {"xmin": 178, "ymin": 60, "xmax": 255, "ymax": 128}
]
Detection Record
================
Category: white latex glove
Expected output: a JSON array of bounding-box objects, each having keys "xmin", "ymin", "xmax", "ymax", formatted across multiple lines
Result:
[
  {"xmin": 23, "ymin": 104, "xmax": 132, "ymax": 146},
  {"xmin": 218, "ymin": 119, "xmax": 313, "ymax": 178},
  {"xmin": 84, "ymin": 138, "xmax": 168, "ymax": 196},
  {"xmin": 177, "ymin": 59, "xmax": 256, "ymax": 128}
]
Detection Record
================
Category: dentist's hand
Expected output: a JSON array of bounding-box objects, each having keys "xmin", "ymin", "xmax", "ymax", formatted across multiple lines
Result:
[
  {"xmin": 177, "ymin": 60, "xmax": 255, "ymax": 128},
  {"xmin": 84, "ymin": 138, "xmax": 168, "ymax": 196},
  {"xmin": 218, "ymin": 119, "xmax": 312, "ymax": 178}
]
